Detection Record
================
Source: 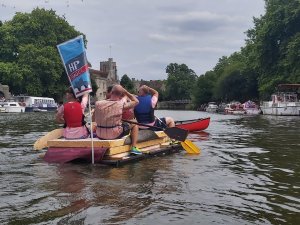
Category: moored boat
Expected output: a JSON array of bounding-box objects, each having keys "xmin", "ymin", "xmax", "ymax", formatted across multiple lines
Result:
[
  {"xmin": 13, "ymin": 95, "xmax": 58, "ymax": 112},
  {"xmin": 0, "ymin": 100, "xmax": 26, "ymax": 113},
  {"xmin": 224, "ymin": 102, "xmax": 246, "ymax": 115},
  {"xmin": 206, "ymin": 102, "xmax": 218, "ymax": 113},
  {"xmin": 42, "ymin": 130, "xmax": 181, "ymax": 166},
  {"xmin": 261, "ymin": 84, "xmax": 300, "ymax": 116},
  {"xmin": 175, "ymin": 117, "xmax": 210, "ymax": 132},
  {"xmin": 243, "ymin": 100, "xmax": 262, "ymax": 115}
]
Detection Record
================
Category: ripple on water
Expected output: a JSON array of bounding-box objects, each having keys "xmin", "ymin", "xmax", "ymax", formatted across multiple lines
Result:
[{"xmin": 0, "ymin": 112, "xmax": 300, "ymax": 224}]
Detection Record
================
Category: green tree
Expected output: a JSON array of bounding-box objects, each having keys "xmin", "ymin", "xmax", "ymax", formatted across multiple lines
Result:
[
  {"xmin": 165, "ymin": 63, "xmax": 197, "ymax": 100},
  {"xmin": 120, "ymin": 74, "xmax": 134, "ymax": 93},
  {"xmin": 213, "ymin": 52, "xmax": 259, "ymax": 102},
  {"xmin": 192, "ymin": 71, "xmax": 216, "ymax": 106},
  {"xmin": 245, "ymin": 0, "xmax": 300, "ymax": 98},
  {"xmin": 0, "ymin": 8, "xmax": 84, "ymax": 100}
]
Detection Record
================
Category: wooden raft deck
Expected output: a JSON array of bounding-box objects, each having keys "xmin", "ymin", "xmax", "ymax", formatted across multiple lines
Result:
[{"xmin": 47, "ymin": 130, "xmax": 171, "ymax": 156}]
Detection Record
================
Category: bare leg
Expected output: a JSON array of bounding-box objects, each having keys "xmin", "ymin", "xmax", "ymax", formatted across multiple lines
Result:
[
  {"xmin": 165, "ymin": 117, "xmax": 175, "ymax": 127},
  {"xmin": 130, "ymin": 124, "xmax": 139, "ymax": 147}
]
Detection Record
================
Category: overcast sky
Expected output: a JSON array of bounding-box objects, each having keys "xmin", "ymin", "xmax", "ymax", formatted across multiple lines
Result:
[{"xmin": 0, "ymin": 0, "xmax": 265, "ymax": 80}]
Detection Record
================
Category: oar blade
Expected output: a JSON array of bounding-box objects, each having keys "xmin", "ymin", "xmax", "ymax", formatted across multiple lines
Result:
[
  {"xmin": 33, "ymin": 128, "xmax": 63, "ymax": 150},
  {"xmin": 164, "ymin": 127, "xmax": 188, "ymax": 142},
  {"xmin": 181, "ymin": 139, "xmax": 201, "ymax": 154}
]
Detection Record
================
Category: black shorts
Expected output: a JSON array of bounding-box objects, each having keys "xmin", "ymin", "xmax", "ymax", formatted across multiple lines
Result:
[
  {"xmin": 147, "ymin": 117, "xmax": 167, "ymax": 131},
  {"xmin": 116, "ymin": 122, "xmax": 131, "ymax": 138}
]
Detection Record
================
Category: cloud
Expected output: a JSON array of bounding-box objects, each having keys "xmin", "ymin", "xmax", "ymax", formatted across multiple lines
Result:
[
  {"xmin": 161, "ymin": 11, "xmax": 235, "ymax": 33},
  {"xmin": 148, "ymin": 33, "xmax": 192, "ymax": 43}
]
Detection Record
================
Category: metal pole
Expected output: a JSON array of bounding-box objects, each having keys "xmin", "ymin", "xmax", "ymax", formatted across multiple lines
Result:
[{"xmin": 88, "ymin": 95, "xmax": 94, "ymax": 164}]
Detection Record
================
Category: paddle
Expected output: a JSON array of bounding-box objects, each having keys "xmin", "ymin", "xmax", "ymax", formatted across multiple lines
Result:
[
  {"xmin": 122, "ymin": 119, "xmax": 200, "ymax": 154},
  {"xmin": 181, "ymin": 139, "xmax": 201, "ymax": 154},
  {"xmin": 122, "ymin": 119, "xmax": 188, "ymax": 142},
  {"xmin": 33, "ymin": 128, "xmax": 63, "ymax": 150},
  {"xmin": 155, "ymin": 117, "xmax": 200, "ymax": 154}
]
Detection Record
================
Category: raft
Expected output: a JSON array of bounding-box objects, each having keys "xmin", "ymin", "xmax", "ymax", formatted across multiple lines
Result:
[{"xmin": 43, "ymin": 130, "xmax": 181, "ymax": 166}]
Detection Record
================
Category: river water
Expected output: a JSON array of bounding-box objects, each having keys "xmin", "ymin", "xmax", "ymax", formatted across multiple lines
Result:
[{"xmin": 0, "ymin": 110, "xmax": 299, "ymax": 225}]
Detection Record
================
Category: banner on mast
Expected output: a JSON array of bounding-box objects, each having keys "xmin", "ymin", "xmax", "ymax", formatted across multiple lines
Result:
[{"xmin": 57, "ymin": 35, "xmax": 92, "ymax": 98}]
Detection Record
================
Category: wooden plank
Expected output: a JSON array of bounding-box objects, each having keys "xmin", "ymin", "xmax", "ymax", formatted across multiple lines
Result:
[
  {"xmin": 47, "ymin": 138, "xmax": 126, "ymax": 148},
  {"xmin": 107, "ymin": 144, "xmax": 163, "ymax": 159},
  {"xmin": 106, "ymin": 138, "xmax": 168, "ymax": 156},
  {"xmin": 105, "ymin": 144, "xmax": 166, "ymax": 159},
  {"xmin": 155, "ymin": 131, "xmax": 167, "ymax": 138},
  {"xmin": 47, "ymin": 131, "xmax": 168, "ymax": 148},
  {"xmin": 100, "ymin": 144, "xmax": 182, "ymax": 166}
]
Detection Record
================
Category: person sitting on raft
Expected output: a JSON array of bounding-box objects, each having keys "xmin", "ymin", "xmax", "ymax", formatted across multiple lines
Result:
[
  {"xmin": 134, "ymin": 85, "xmax": 175, "ymax": 130},
  {"xmin": 92, "ymin": 84, "xmax": 142, "ymax": 155},
  {"xmin": 55, "ymin": 87, "xmax": 89, "ymax": 139},
  {"xmin": 106, "ymin": 84, "xmax": 135, "ymax": 121}
]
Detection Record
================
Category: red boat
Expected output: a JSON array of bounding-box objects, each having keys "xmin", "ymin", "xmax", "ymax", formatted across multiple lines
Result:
[{"xmin": 175, "ymin": 117, "xmax": 210, "ymax": 132}]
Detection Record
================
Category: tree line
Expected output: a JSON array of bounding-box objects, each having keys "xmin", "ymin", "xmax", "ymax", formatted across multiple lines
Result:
[{"xmin": 1, "ymin": 0, "xmax": 300, "ymax": 107}]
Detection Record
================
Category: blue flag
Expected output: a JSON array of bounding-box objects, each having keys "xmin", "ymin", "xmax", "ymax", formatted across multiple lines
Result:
[{"xmin": 57, "ymin": 35, "xmax": 92, "ymax": 98}]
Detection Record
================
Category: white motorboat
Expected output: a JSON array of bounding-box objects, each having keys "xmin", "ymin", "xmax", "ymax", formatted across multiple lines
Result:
[
  {"xmin": 206, "ymin": 102, "xmax": 218, "ymax": 113},
  {"xmin": 13, "ymin": 96, "xmax": 57, "ymax": 112},
  {"xmin": 261, "ymin": 84, "xmax": 300, "ymax": 116},
  {"xmin": 261, "ymin": 93, "xmax": 300, "ymax": 116},
  {"xmin": 0, "ymin": 101, "xmax": 26, "ymax": 113}
]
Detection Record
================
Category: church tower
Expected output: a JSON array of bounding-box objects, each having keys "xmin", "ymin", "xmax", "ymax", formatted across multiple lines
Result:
[{"xmin": 100, "ymin": 58, "xmax": 118, "ymax": 86}]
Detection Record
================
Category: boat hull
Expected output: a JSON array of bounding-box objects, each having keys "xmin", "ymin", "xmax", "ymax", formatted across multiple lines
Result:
[
  {"xmin": 261, "ymin": 105, "xmax": 300, "ymax": 116},
  {"xmin": 3, "ymin": 106, "xmax": 25, "ymax": 113},
  {"xmin": 175, "ymin": 117, "xmax": 210, "ymax": 131},
  {"xmin": 44, "ymin": 147, "xmax": 107, "ymax": 163},
  {"xmin": 26, "ymin": 106, "xmax": 57, "ymax": 112},
  {"xmin": 244, "ymin": 108, "xmax": 262, "ymax": 115},
  {"xmin": 0, "ymin": 102, "xmax": 25, "ymax": 113}
]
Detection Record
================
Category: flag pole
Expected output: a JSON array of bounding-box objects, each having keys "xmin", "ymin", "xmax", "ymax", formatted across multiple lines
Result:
[{"xmin": 88, "ymin": 94, "xmax": 95, "ymax": 164}]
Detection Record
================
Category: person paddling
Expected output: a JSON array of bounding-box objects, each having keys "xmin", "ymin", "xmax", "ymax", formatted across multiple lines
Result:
[{"xmin": 55, "ymin": 87, "xmax": 89, "ymax": 139}]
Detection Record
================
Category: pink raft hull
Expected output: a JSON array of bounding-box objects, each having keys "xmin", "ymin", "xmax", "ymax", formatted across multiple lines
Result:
[{"xmin": 44, "ymin": 147, "xmax": 108, "ymax": 164}]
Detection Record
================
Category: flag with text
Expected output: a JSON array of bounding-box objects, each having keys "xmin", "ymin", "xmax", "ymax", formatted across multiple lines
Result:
[{"xmin": 57, "ymin": 35, "xmax": 92, "ymax": 98}]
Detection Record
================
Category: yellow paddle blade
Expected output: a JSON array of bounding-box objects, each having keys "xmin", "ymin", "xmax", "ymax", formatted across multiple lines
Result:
[
  {"xmin": 33, "ymin": 128, "xmax": 63, "ymax": 150},
  {"xmin": 181, "ymin": 139, "xmax": 201, "ymax": 154}
]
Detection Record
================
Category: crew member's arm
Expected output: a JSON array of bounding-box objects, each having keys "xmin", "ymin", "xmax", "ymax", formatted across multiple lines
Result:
[
  {"xmin": 141, "ymin": 85, "xmax": 158, "ymax": 108},
  {"xmin": 80, "ymin": 93, "xmax": 89, "ymax": 113},
  {"xmin": 142, "ymin": 85, "xmax": 159, "ymax": 98},
  {"xmin": 55, "ymin": 106, "xmax": 65, "ymax": 124},
  {"xmin": 121, "ymin": 87, "xmax": 139, "ymax": 109}
]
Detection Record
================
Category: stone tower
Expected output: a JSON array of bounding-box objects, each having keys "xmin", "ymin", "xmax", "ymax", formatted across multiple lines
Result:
[{"xmin": 100, "ymin": 58, "xmax": 118, "ymax": 87}]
